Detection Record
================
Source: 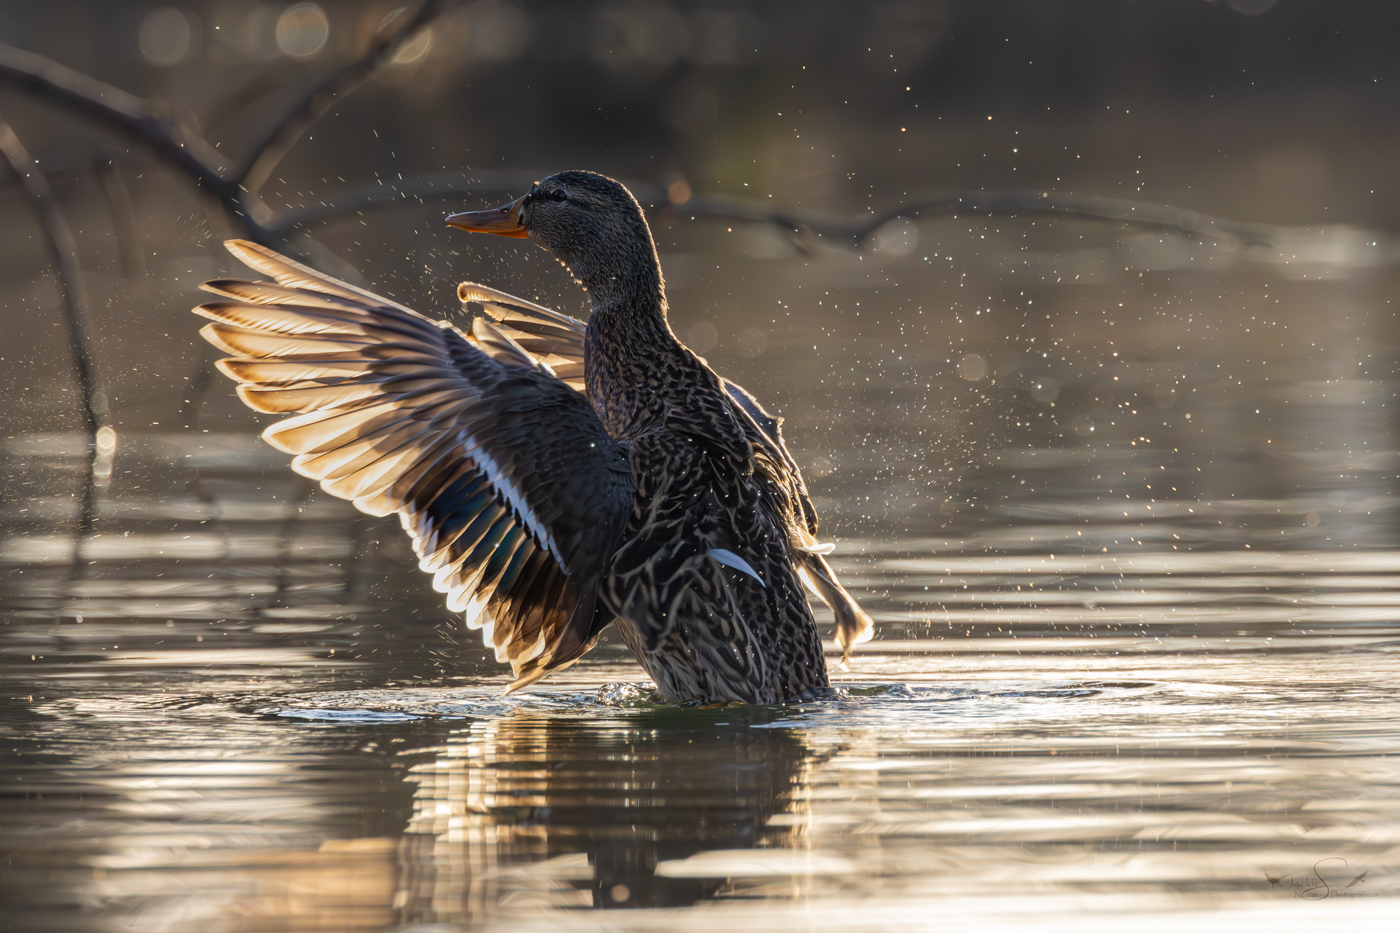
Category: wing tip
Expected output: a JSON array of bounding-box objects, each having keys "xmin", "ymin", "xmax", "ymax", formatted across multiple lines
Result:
[
  {"xmin": 504, "ymin": 669, "xmax": 547, "ymax": 693},
  {"xmin": 505, "ymin": 652, "xmax": 583, "ymax": 693},
  {"xmin": 198, "ymin": 322, "xmax": 239, "ymax": 356},
  {"xmin": 213, "ymin": 357, "xmax": 244, "ymax": 382},
  {"xmin": 223, "ymin": 238, "xmax": 268, "ymax": 267},
  {"xmin": 259, "ymin": 422, "xmax": 300, "ymax": 455}
]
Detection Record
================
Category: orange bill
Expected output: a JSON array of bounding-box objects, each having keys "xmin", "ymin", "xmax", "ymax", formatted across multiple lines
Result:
[{"xmin": 445, "ymin": 196, "xmax": 529, "ymax": 238}]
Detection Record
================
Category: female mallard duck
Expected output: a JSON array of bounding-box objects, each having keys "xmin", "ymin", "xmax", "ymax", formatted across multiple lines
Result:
[{"xmin": 194, "ymin": 170, "xmax": 871, "ymax": 704}]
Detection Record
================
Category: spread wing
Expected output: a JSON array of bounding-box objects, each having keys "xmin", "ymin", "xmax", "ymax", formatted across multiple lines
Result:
[
  {"xmin": 456, "ymin": 278, "xmax": 873, "ymax": 655},
  {"xmin": 195, "ymin": 240, "xmax": 634, "ymax": 689}
]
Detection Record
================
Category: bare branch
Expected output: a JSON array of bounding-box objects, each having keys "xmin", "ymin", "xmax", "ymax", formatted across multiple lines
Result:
[
  {"xmin": 0, "ymin": 43, "xmax": 234, "ymax": 201},
  {"xmin": 857, "ymin": 190, "xmax": 1278, "ymax": 246},
  {"xmin": 7, "ymin": 35, "xmax": 1275, "ymax": 263},
  {"xmin": 0, "ymin": 117, "xmax": 104, "ymax": 537},
  {"xmin": 671, "ymin": 190, "xmax": 1280, "ymax": 248},
  {"xmin": 95, "ymin": 156, "xmax": 147, "ymax": 278},
  {"xmin": 177, "ymin": 344, "xmax": 217, "ymax": 432},
  {"xmin": 0, "ymin": 41, "xmax": 295, "ymax": 254},
  {"xmin": 237, "ymin": 0, "xmax": 459, "ymax": 194},
  {"xmin": 268, "ymin": 169, "xmax": 542, "ymax": 235},
  {"xmin": 204, "ymin": 65, "xmax": 298, "ymax": 135},
  {"xmin": 272, "ymin": 170, "xmax": 1285, "ymax": 250},
  {"xmin": 0, "ymin": 10, "xmax": 463, "ymax": 245}
]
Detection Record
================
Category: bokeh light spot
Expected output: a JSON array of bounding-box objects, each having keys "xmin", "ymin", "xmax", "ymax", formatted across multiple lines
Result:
[
  {"xmin": 277, "ymin": 3, "xmax": 329, "ymax": 59},
  {"xmin": 139, "ymin": 8, "xmax": 193, "ymax": 66}
]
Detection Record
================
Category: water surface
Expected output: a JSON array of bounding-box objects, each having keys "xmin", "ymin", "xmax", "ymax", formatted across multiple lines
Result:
[{"xmin": 4, "ymin": 215, "xmax": 1400, "ymax": 931}]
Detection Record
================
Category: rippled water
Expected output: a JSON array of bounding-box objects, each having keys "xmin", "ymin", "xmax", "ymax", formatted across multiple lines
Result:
[
  {"xmin": 5, "ymin": 216, "xmax": 1400, "ymax": 930},
  {"xmin": 4, "ymin": 418, "xmax": 1398, "ymax": 932}
]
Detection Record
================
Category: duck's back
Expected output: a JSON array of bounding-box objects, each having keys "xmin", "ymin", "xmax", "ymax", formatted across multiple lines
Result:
[{"xmin": 589, "ymin": 332, "xmax": 829, "ymax": 704}]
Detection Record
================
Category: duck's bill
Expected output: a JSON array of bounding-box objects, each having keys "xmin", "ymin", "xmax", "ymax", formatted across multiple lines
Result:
[{"xmin": 445, "ymin": 196, "xmax": 528, "ymax": 237}]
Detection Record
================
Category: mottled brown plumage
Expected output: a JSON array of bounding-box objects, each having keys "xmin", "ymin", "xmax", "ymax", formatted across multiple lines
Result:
[{"xmin": 195, "ymin": 170, "xmax": 871, "ymax": 704}]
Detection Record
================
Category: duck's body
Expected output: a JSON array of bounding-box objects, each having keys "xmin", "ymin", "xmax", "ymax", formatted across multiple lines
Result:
[
  {"xmin": 589, "ymin": 301, "xmax": 828, "ymax": 702},
  {"xmin": 196, "ymin": 171, "xmax": 869, "ymax": 705}
]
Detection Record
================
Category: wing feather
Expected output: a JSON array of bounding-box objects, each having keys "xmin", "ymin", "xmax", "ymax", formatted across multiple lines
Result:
[
  {"xmin": 457, "ymin": 281, "xmax": 588, "ymax": 391},
  {"xmin": 198, "ymin": 239, "xmax": 634, "ymax": 688},
  {"xmin": 233, "ymin": 375, "xmax": 452, "ymax": 414},
  {"xmin": 418, "ymin": 474, "xmax": 493, "ymax": 567},
  {"xmin": 200, "ymin": 323, "xmax": 377, "ymax": 358}
]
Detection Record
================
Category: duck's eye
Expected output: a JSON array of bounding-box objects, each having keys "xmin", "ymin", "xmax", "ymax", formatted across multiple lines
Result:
[{"xmin": 546, "ymin": 190, "xmax": 568, "ymax": 202}]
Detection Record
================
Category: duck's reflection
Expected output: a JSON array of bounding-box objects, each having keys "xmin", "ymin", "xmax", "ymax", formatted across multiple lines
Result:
[
  {"xmin": 8, "ymin": 698, "xmax": 813, "ymax": 928},
  {"xmin": 399, "ymin": 711, "xmax": 812, "ymax": 920}
]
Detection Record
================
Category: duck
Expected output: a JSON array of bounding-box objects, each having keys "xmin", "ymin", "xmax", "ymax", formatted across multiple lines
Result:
[{"xmin": 193, "ymin": 170, "xmax": 872, "ymax": 705}]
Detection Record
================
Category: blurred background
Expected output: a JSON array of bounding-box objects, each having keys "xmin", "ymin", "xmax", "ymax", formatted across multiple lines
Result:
[
  {"xmin": 4, "ymin": 0, "xmax": 1400, "ymax": 656},
  {"xmin": 3, "ymin": 0, "xmax": 1399, "ymax": 592},
  {"xmin": 6, "ymin": 3, "xmax": 1400, "ymax": 930}
]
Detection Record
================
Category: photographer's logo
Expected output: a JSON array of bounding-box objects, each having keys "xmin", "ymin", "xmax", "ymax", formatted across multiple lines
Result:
[{"xmin": 1265, "ymin": 858, "xmax": 1376, "ymax": 899}]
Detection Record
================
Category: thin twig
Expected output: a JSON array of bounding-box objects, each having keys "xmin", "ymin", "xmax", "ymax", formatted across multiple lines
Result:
[
  {"xmin": 203, "ymin": 65, "xmax": 298, "ymax": 134},
  {"xmin": 237, "ymin": 0, "xmax": 458, "ymax": 193},
  {"xmin": 672, "ymin": 190, "xmax": 1279, "ymax": 247},
  {"xmin": 0, "ymin": 0, "xmax": 453, "ymax": 246},
  {"xmin": 0, "ymin": 0, "xmax": 458, "ymax": 249},
  {"xmin": 177, "ymin": 344, "xmax": 216, "ymax": 432},
  {"xmin": 268, "ymin": 169, "xmax": 542, "ymax": 235},
  {"xmin": 95, "ymin": 156, "xmax": 147, "ymax": 278},
  {"xmin": 1, "ymin": 33, "xmax": 1284, "ymax": 254},
  {"xmin": 0, "ymin": 42, "xmax": 269, "ymax": 240},
  {"xmin": 855, "ymin": 190, "xmax": 1277, "ymax": 247},
  {"xmin": 0, "ymin": 118, "xmax": 103, "ymax": 542},
  {"xmin": 272, "ymin": 171, "xmax": 1286, "ymax": 249},
  {"xmin": 0, "ymin": 43, "xmax": 233, "ymax": 197}
]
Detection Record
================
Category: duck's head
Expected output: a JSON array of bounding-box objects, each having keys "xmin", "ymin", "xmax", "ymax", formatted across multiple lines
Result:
[{"xmin": 446, "ymin": 171, "xmax": 661, "ymax": 308}]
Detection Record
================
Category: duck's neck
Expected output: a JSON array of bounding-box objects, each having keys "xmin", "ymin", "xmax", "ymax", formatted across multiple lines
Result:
[
  {"xmin": 577, "ymin": 240, "xmax": 673, "ymax": 346},
  {"xmin": 576, "ymin": 247, "xmax": 689, "ymax": 440},
  {"xmin": 588, "ymin": 286, "xmax": 670, "ymax": 346}
]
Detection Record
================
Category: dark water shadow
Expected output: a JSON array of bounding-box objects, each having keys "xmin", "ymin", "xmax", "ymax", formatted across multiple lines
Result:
[{"xmin": 394, "ymin": 706, "xmax": 817, "ymax": 918}]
